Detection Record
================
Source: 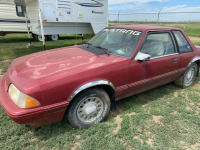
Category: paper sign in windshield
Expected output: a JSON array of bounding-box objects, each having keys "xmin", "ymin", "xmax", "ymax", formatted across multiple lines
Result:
[{"xmin": 103, "ymin": 29, "xmax": 142, "ymax": 36}]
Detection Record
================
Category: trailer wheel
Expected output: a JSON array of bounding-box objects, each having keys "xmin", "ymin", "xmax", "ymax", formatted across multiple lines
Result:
[
  {"xmin": 32, "ymin": 33, "xmax": 36, "ymax": 39},
  {"xmin": 49, "ymin": 34, "xmax": 59, "ymax": 41},
  {"xmin": 0, "ymin": 33, "xmax": 6, "ymax": 36},
  {"xmin": 35, "ymin": 35, "xmax": 46, "ymax": 42}
]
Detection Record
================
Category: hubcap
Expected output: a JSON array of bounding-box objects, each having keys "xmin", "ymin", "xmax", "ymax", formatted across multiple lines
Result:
[
  {"xmin": 77, "ymin": 97, "xmax": 104, "ymax": 123},
  {"xmin": 38, "ymin": 35, "xmax": 43, "ymax": 41},
  {"xmin": 51, "ymin": 35, "xmax": 58, "ymax": 40},
  {"xmin": 185, "ymin": 67, "xmax": 195, "ymax": 84}
]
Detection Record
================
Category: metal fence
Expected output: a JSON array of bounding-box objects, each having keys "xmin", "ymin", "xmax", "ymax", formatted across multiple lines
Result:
[{"xmin": 108, "ymin": 11, "xmax": 200, "ymax": 44}]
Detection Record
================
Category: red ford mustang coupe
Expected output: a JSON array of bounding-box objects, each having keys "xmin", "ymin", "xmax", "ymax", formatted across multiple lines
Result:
[{"xmin": 0, "ymin": 25, "xmax": 200, "ymax": 128}]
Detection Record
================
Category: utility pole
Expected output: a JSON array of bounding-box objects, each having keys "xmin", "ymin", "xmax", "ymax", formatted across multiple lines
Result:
[{"xmin": 118, "ymin": 10, "xmax": 121, "ymax": 25}]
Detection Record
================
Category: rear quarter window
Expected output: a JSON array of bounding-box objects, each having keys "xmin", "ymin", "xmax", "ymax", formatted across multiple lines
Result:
[{"xmin": 173, "ymin": 31, "xmax": 193, "ymax": 53}]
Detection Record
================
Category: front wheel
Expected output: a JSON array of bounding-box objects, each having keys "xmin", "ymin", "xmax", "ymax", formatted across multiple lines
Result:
[
  {"xmin": 35, "ymin": 35, "xmax": 46, "ymax": 42},
  {"xmin": 174, "ymin": 63, "xmax": 198, "ymax": 88},
  {"xmin": 67, "ymin": 87, "xmax": 111, "ymax": 128},
  {"xmin": 32, "ymin": 33, "xmax": 36, "ymax": 39}
]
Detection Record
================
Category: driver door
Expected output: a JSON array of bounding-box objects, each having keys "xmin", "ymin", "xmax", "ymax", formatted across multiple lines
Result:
[{"xmin": 126, "ymin": 31, "xmax": 181, "ymax": 97}]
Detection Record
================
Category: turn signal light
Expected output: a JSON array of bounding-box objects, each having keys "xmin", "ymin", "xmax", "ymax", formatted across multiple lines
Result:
[{"xmin": 25, "ymin": 96, "xmax": 40, "ymax": 108}]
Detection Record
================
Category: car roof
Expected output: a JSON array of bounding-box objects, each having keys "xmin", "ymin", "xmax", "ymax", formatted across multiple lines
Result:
[{"xmin": 108, "ymin": 25, "xmax": 180, "ymax": 31}]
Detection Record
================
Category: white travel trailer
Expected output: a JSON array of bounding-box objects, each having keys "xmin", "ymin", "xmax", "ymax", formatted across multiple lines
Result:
[
  {"xmin": 11, "ymin": 0, "xmax": 108, "ymax": 41},
  {"xmin": 0, "ymin": 2, "xmax": 29, "ymax": 35}
]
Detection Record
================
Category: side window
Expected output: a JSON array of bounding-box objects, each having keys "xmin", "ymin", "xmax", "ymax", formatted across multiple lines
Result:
[
  {"xmin": 173, "ymin": 31, "xmax": 193, "ymax": 53},
  {"xmin": 140, "ymin": 32, "xmax": 175, "ymax": 58},
  {"xmin": 16, "ymin": 5, "xmax": 25, "ymax": 17}
]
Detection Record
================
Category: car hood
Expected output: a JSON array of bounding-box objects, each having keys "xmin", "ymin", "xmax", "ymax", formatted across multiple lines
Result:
[{"xmin": 7, "ymin": 46, "xmax": 99, "ymax": 92}]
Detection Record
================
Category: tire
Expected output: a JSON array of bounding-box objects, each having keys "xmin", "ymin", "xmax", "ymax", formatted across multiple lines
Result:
[
  {"xmin": 67, "ymin": 87, "xmax": 111, "ymax": 128},
  {"xmin": 35, "ymin": 35, "xmax": 46, "ymax": 42},
  {"xmin": 32, "ymin": 33, "xmax": 36, "ymax": 39},
  {"xmin": 0, "ymin": 33, "xmax": 6, "ymax": 36},
  {"xmin": 49, "ymin": 34, "xmax": 59, "ymax": 41},
  {"xmin": 174, "ymin": 63, "xmax": 198, "ymax": 88}
]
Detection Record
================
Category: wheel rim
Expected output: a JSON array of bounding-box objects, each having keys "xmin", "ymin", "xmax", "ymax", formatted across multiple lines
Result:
[
  {"xmin": 185, "ymin": 67, "xmax": 195, "ymax": 85},
  {"xmin": 51, "ymin": 35, "xmax": 58, "ymax": 40},
  {"xmin": 38, "ymin": 35, "xmax": 43, "ymax": 41},
  {"xmin": 77, "ymin": 97, "xmax": 104, "ymax": 123}
]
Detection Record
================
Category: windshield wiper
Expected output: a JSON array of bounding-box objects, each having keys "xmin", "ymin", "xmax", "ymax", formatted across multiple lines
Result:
[
  {"xmin": 85, "ymin": 42, "xmax": 92, "ymax": 48},
  {"xmin": 93, "ymin": 46, "xmax": 110, "ymax": 56}
]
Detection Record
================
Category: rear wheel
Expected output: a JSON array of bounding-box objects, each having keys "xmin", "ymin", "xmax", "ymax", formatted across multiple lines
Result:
[
  {"xmin": 49, "ymin": 34, "xmax": 59, "ymax": 41},
  {"xmin": 174, "ymin": 63, "xmax": 198, "ymax": 88},
  {"xmin": 67, "ymin": 87, "xmax": 111, "ymax": 128}
]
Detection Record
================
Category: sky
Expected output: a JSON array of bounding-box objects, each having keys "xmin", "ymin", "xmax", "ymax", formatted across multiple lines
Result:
[
  {"xmin": 108, "ymin": 0, "xmax": 200, "ymax": 13},
  {"xmin": 108, "ymin": 0, "xmax": 200, "ymax": 21}
]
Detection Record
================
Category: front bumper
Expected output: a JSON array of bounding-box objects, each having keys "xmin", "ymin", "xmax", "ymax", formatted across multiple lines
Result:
[{"xmin": 0, "ymin": 74, "xmax": 69, "ymax": 126}]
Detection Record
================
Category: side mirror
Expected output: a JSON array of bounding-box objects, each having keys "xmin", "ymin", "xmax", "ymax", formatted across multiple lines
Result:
[
  {"xmin": 134, "ymin": 52, "xmax": 151, "ymax": 61},
  {"xmin": 16, "ymin": 5, "xmax": 26, "ymax": 17}
]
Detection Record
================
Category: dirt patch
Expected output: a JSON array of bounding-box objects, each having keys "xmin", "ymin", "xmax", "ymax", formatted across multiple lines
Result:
[
  {"xmin": 0, "ymin": 59, "xmax": 12, "ymax": 64},
  {"xmin": 191, "ymin": 102, "xmax": 195, "ymax": 106},
  {"xmin": 28, "ymin": 131, "xmax": 33, "ymax": 134},
  {"xmin": 142, "ymin": 104, "xmax": 147, "ymax": 108},
  {"xmin": 191, "ymin": 143, "xmax": 200, "ymax": 149},
  {"xmin": 109, "ymin": 105, "xmax": 124, "ymax": 118},
  {"xmin": 126, "ymin": 112, "xmax": 136, "ymax": 117},
  {"xmin": 112, "ymin": 115, "xmax": 122, "ymax": 134},
  {"xmin": 193, "ymin": 84, "xmax": 200, "ymax": 89},
  {"xmin": 186, "ymin": 94, "xmax": 189, "ymax": 101},
  {"xmin": 146, "ymin": 138, "xmax": 153, "ymax": 146},
  {"xmin": 174, "ymin": 92, "xmax": 178, "ymax": 98},
  {"xmin": 71, "ymin": 142, "xmax": 81, "ymax": 150},
  {"xmin": 152, "ymin": 115, "xmax": 164, "ymax": 126},
  {"xmin": 134, "ymin": 135, "xmax": 143, "ymax": 144},
  {"xmin": 28, "ymin": 138, "xmax": 37, "ymax": 142},
  {"xmin": 189, "ymin": 36, "xmax": 200, "ymax": 43},
  {"xmin": 117, "ymin": 137, "xmax": 132, "ymax": 150},
  {"xmin": 180, "ymin": 141, "xmax": 189, "ymax": 149},
  {"xmin": 76, "ymin": 135, "xmax": 80, "ymax": 139},
  {"xmin": 186, "ymin": 106, "xmax": 193, "ymax": 111},
  {"xmin": 173, "ymin": 111, "xmax": 178, "ymax": 114},
  {"xmin": 71, "ymin": 135, "xmax": 81, "ymax": 150}
]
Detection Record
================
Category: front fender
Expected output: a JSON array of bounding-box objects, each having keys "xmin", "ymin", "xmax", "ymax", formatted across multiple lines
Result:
[{"xmin": 67, "ymin": 80, "xmax": 115, "ymax": 102}]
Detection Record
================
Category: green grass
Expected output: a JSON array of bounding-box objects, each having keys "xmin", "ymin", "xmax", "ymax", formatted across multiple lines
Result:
[
  {"xmin": 166, "ymin": 25, "xmax": 200, "ymax": 37},
  {"xmin": 0, "ymin": 34, "xmax": 92, "ymax": 61},
  {"xmin": 0, "ymin": 34, "xmax": 200, "ymax": 149}
]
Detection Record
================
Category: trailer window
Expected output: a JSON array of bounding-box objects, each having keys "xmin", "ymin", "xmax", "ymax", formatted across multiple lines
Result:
[{"xmin": 16, "ymin": 5, "xmax": 25, "ymax": 17}]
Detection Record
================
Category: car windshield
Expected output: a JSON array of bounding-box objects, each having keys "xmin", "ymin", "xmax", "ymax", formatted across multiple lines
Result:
[{"xmin": 87, "ymin": 28, "xmax": 143, "ymax": 57}]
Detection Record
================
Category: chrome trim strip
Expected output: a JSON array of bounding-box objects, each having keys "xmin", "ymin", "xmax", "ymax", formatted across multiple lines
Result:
[
  {"xmin": 68, "ymin": 80, "xmax": 115, "ymax": 102},
  {"xmin": 187, "ymin": 57, "xmax": 200, "ymax": 68},
  {"xmin": 150, "ymin": 53, "xmax": 179, "ymax": 60}
]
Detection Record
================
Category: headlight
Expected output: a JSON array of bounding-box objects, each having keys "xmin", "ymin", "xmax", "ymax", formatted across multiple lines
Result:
[{"xmin": 8, "ymin": 84, "xmax": 40, "ymax": 109}]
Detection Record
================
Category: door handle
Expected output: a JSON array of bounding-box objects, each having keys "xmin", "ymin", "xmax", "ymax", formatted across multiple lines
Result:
[{"xmin": 173, "ymin": 58, "xmax": 179, "ymax": 62}]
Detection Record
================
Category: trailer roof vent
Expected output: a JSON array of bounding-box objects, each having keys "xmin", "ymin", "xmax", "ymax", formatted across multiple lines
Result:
[{"xmin": 57, "ymin": 0, "xmax": 72, "ymax": 11}]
